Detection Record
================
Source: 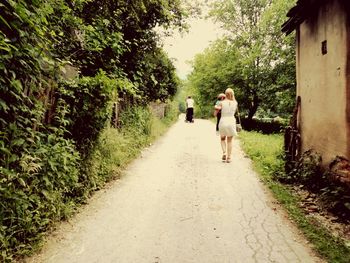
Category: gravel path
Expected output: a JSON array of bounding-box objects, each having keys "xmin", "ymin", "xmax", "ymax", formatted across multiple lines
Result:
[{"xmin": 25, "ymin": 116, "xmax": 322, "ymax": 263}]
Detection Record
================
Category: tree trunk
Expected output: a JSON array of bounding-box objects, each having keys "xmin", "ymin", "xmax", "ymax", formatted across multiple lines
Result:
[{"xmin": 247, "ymin": 93, "xmax": 259, "ymax": 121}]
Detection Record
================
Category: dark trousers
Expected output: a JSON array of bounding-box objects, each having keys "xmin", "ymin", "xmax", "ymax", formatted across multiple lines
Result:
[
  {"xmin": 216, "ymin": 111, "xmax": 221, "ymax": 131},
  {"xmin": 186, "ymin": 108, "xmax": 193, "ymax": 122}
]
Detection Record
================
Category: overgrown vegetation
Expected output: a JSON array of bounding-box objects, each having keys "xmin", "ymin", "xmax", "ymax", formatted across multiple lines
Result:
[
  {"xmin": 239, "ymin": 131, "xmax": 350, "ymax": 262},
  {"xmin": 240, "ymin": 117, "xmax": 288, "ymax": 134},
  {"xmin": 77, "ymin": 103, "xmax": 179, "ymax": 202},
  {"xmin": 278, "ymin": 150, "xmax": 350, "ymax": 223},
  {"xmin": 0, "ymin": 0, "xmax": 188, "ymax": 260}
]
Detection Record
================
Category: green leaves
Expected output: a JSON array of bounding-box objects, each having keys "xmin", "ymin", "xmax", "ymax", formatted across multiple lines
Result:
[
  {"xmin": 188, "ymin": 0, "xmax": 297, "ymax": 119},
  {"xmin": 0, "ymin": 0, "xmax": 186, "ymax": 260}
]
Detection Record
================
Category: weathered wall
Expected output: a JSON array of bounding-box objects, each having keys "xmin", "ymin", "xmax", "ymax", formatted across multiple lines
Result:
[
  {"xmin": 346, "ymin": 1, "xmax": 350, "ymax": 169},
  {"xmin": 296, "ymin": 0, "xmax": 350, "ymax": 165}
]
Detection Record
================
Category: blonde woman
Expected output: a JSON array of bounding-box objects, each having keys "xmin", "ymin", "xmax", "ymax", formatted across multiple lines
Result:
[
  {"xmin": 214, "ymin": 93, "xmax": 226, "ymax": 135},
  {"xmin": 216, "ymin": 88, "xmax": 238, "ymax": 163}
]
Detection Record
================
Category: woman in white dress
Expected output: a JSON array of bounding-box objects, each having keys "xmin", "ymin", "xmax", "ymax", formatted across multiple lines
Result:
[{"xmin": 216, "ymin": 88, "xmax": 238, "ymax": 163}]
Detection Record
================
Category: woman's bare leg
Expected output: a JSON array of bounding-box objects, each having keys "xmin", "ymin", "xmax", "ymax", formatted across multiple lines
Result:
[
  {"xmin": 226, "ymin": 136, "xmax": 233, "ymax": 162},
  {"xmin": 220, "ymin": 136, "xmax": 226, "ymax": 159}
]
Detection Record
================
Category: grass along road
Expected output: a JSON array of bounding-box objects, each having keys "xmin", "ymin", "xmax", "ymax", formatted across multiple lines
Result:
[{"xmin": 24, "ymin": 117, "xmax": 321, "ymax": 263}]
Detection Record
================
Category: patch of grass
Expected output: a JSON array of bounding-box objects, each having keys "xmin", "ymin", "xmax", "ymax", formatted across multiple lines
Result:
[
  {"xmin": 239, "ymin": 131, "xmax": 350, "ymax": 263},
  {"xmin": 239, "ymin": 131, "xmax": 284, "ymax": 181},
  {"xmin": 14, "ymin": 107, "xmax": 178, "ymax": 262},
  {"xmin": 86, "ymin": 106, "xmax": 178, "ymax": 193},
  {"xmin": 150, "ymin": 101, "xmax": 179, "ymax": 141}
]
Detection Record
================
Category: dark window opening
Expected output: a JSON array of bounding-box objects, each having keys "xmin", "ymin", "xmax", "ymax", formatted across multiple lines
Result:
[{"xmin": 322, "ymin": 40, "xmax": 327, "ymax": 55}]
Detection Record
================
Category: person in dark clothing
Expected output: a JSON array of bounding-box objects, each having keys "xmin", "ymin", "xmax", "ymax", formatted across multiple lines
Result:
[
  {"xmin": 214, "ymin": 93, "xmax": 226, "ymax": 134},
  {"xmin": 185, "ymin": 96, "xmax": 194, "ymax": 122}
]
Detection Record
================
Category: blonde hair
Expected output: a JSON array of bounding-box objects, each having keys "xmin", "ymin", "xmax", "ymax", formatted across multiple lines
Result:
[{"xmin": 225, "ymin": 88, "xmax": 235, "ymax": 101}]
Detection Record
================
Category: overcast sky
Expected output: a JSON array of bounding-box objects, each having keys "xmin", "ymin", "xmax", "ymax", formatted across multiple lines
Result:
[{"xmin": 161, "ymin": 6, "xmax": 224, "ymax": 79}]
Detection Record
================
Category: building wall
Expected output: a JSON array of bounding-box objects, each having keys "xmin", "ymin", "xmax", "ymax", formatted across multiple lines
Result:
[{"xmin": 296, "ymin": 0, "xmax": 350, "ymax": 165}]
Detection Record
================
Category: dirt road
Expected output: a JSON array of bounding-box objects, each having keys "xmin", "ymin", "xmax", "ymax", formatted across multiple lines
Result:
[{"xmin": 25, "ymin": 116, "xmax": 321, "ymax": 263}]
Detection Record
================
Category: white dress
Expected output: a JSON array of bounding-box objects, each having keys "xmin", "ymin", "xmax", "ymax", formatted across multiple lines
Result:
[{"xmin": 218, "ymin": 99, "xmax": 238, "ymax": 137}]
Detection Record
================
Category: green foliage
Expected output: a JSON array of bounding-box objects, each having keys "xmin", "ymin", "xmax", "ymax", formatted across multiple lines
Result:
[
  {"xmin": 280, "ymin": 151, "xmax": 350, "ymax": 223},
  {"xmin": 59, "ymin": 71, "xmax": 120, "ymax": 154},
  {"xmin": 161, "ymin": 99, "xmax": 180, "ymax": 126},
  {"xmin": 187, "ymin": 0, "xmax": 297, "ymax": 119},
  {"xmin": 137, "ymin": 48, "xmax": 180, "ymax": 102},
  {"xmin": 0, "ymin": 132, "xmax": 80, "ymax": 261},
  {"xmin": 0, "ymin": 0, "xmax": 187, "ymax": 260},
  {"xmin": 119, "ymin": 106, "xmax": 153, "ymax": 136},
  {"xmin": 174, "ymin": 79, "xmax": 191, "ymax": 113},
  {"xmin": 80, "ymin": 127, "xmax": 143, "ymax": 197},
  {"xmin": 239, "ymin": 131, "xmax": 350, "ymax": 263},
  {"xmin": 75, "ymin": 0, "xmax": 187, "ymax": 95},
  {"xmin": 241, "ymin": 117, "xmax": 288, "ymax": 134},
  {"xmin": 85, "ymin": 128, "xmax": 132, "ymax": 189},
  {"xmin": 82, "ymin": 105, "xmax": 178, "ymax": 198},
  {"xmin": 278, "ymin": 150, "xmax": 324, "ymax": 187},
  {"xmin": 239, "ymin": 131, "xmax": 284, "ymax": 181},
  {"xmin": 186, "ymin": 38, "xmax": 240, "ymax": 117}
]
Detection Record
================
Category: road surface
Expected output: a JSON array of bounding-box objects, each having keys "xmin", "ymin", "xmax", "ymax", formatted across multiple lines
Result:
[{"xmin": 25, "ymin": 116, "xmax": 322, "ymax": 263}]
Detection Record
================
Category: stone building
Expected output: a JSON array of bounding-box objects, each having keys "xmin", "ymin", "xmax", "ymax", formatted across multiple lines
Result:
[{"xmin": 282, "ymin": 0, "xmax": 350, "ymax": 165}]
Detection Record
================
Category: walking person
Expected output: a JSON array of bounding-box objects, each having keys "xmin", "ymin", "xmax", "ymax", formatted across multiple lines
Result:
[
  {"xmin": 185, "ymin": 96, "xmax": 194, "ymax": 123},
  {"xmin": 214, "ymin": 93, "xmax": 226, "ymax": 135},
  {"xmin": 216, "ymin": 88, "xmax": 238, "ymax": 163}
]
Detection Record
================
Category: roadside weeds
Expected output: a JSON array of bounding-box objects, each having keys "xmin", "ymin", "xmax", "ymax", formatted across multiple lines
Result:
[{"xmin": 239, "ymin": 131, "xmax": 350, "ymax": 263}]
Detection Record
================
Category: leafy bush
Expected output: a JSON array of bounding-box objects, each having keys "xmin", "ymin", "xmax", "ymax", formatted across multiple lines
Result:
[
  {"xmin": 79, "ymin": 105, "xmax": 177, "ymax": 198},
  {"xmin": 241, "ymin": 117, "xmax": 288, "ymax": 134},
  {"xmin": 278, "ymin": 150, "xmax": 324, "ymax": 188},
  {"xmin": 0, "ymin": 0, "xmax": 185, "ymax": 260},
  {"xmin": 59, "ymin": 71, "xmax": 118, "ymax": 155},
  {"xmin": 163, "ymin": 99, "xmax": 180, "ymax": 124},
  {"xmin": 0, "ymin": 132, "xmax": 80, "ymax": 261},
  {"xmin": 194, "ymin": 104, "xmax": 214, "ymax": 119},
  {"xmin": 80, "ymin": 128, "xmax": 132, "ymax": 196},
  {"xmin": 119, "ymin": 106, "xmax": 152, "ymax": 136}
]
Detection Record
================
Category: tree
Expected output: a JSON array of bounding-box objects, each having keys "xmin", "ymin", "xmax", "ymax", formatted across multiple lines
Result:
[
  {"xmin": 187, "ymin": 38, "xmax": 241, "ymax": 116},
  {"xmin": 187, "ymin": 0, "xmax": 297, "ymax": 119},
  {"xmin": 139, "ymin": 48, "xmax": 180, "ymax": 102}
]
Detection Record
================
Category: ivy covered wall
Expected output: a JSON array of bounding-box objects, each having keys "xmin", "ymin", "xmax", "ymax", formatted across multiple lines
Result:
[{"xmin": 0, "ymin": 0, "xmax": 186, "ymax": 260}]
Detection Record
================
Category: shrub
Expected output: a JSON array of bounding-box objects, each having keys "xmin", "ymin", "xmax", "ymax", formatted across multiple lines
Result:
[
  {"xmin": 279, "ymin": 150, "xmax": 350, "ymax": 223},
  {"xmin": 79, "ymin": 106, "xmax": 156, "ymax": 197},
  {"xmin": 59, "ymin": 71, "xmax": 117, "ymax": 155},
  {"xmin": 118, "ymin": 106, "xmax": 152, "ymax": 136},
  {"xmin": 0, "ymin": 132, "xmax": 80, "ymax": 261},
  {"xmin": 275, "ymin": 150, "xmax": 324, "ymax": 189},
  {"xmin": 241, "ymin": 117, "xmax": 288, "ymax": 134}
]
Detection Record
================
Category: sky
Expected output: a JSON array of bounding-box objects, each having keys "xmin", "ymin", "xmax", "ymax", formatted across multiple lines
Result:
[{"xmin": 161, "ymin": 9, "xmax": 224, "ymax": 79}]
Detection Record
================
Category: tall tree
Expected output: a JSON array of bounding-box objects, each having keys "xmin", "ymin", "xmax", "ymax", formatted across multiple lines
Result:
[
  {"xmin": 187, "ymin": 38, "xmax": 241, "ymax": 116},
  {"xmin": 188, "ymin": 0, "xmax": 297, "ymax": 119},
  {"xmin": 211, "ymin": 0, "xmax": 273, "ymax": 119}
]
